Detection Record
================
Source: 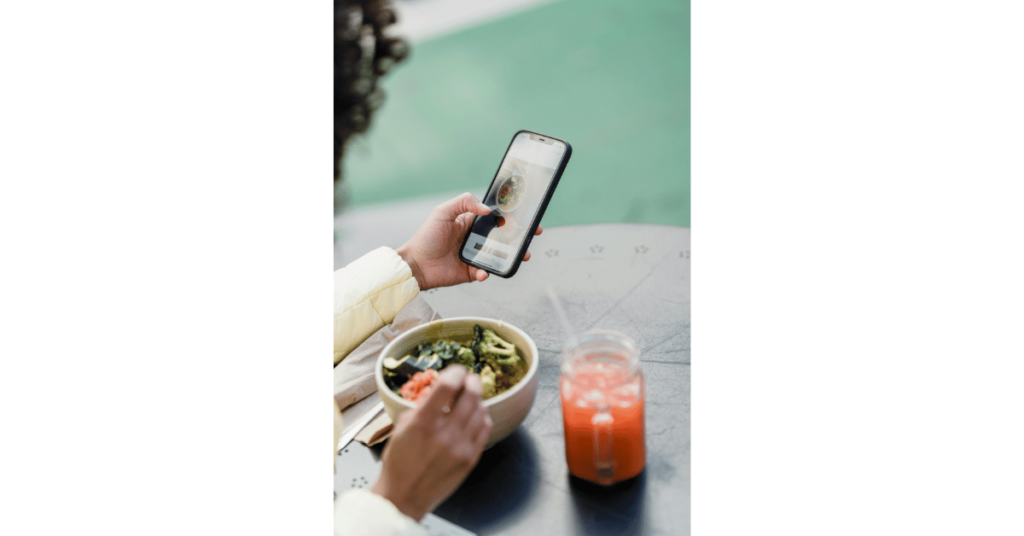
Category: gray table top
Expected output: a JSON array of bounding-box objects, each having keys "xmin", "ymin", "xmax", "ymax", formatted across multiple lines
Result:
[{"xmin": 336, "ymin": 223, "xmax": 690, "ymax": 536}]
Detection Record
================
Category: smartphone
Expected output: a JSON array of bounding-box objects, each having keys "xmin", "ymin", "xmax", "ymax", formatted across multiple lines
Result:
[{"xmin": 459, "ymin": 130, "xmax": 572, "ymax": 278}]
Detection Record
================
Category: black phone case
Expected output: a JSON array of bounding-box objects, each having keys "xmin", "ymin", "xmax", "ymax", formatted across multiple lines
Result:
[{"xmin": 458, "ymin": 129, "xmax": 572, "ymax": 278}]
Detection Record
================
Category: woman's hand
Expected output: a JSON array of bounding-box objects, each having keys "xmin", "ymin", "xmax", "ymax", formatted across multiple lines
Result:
[
  {"xmin": 371, "ymin": 366, "xmax": 493, "ymax": 521},
  {"xmin": 396, "ymin": 192, "xmax": 543, "ymax": 290}
]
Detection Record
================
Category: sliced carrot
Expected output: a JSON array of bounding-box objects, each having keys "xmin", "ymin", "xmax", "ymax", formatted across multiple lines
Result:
[{"xmin": 398, "ymin": 369, "xmax": 440, "ymax": 403}]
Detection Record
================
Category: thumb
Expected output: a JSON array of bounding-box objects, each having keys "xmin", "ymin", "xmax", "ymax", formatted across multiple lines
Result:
[{"xmin": 436, "ymin": 192, "xmax": 491, "ymax": 221}]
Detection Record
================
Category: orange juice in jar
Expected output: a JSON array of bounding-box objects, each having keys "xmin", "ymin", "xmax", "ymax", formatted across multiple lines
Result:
[{"xmin": 560, "ymin": 331, "xmax": 645, "ymax": 485}]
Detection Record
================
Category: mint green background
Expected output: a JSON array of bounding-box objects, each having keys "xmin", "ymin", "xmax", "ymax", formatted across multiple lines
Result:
[{"xmin": 343, "ymin": 0, "xmax": 690, "ymax": 227}]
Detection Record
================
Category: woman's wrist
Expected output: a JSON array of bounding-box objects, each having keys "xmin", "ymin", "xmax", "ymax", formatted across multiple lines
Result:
[
  {"xmin": 396, "ymin": 244, "xmax": 427, "ymax": 291},
  {"xmin": 371, "ymin": 477, "xmax": 429, "ymax": 522}
]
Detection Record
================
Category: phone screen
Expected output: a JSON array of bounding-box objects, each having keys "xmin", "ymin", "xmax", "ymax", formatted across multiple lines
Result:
[{"xmin": 461, "ymin": 132, "xmax": 568, "ymax": 274}]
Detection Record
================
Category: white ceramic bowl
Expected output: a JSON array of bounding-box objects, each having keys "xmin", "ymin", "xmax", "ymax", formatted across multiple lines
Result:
[
  {"xmin": 496, "ymin": 173, "xmax": 526, "ymax": 212},
  {"xmin": 375, "ymin": 317, "xmax": 539, "ymax": 449}
]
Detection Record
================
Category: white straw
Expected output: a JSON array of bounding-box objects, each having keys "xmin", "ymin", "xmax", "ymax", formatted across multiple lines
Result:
[{"xmin": 545, "ymin": 285, "xmax": 576, "ymax": 341}]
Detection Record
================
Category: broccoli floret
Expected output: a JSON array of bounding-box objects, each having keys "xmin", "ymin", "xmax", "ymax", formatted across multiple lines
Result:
[
  {"xmin": 479, "ymin": 365, "xmax": 497, "ymax": 399},
  {"xmin": 493, "ymin": 353, "xmax": 522, "ymax": 368},
  {"xmin": 453, "ymin": 346, "xmax": 476, "ymax": 368},
  {"xmin": 471, "ymin": 325, "xmax": 517, "ymax": 361}
]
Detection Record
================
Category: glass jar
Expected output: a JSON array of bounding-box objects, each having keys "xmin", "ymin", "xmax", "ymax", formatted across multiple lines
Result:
[{"xmin": 560, "ymin": 330, "xmax": 645, "ymax": 485}]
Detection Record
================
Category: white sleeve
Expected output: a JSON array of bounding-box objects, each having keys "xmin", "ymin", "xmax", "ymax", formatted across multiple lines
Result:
[
  {"xmin": 334, "ymin": 247, "xmax": 420, "ymax": 365},
  {"xmin": 334, "ymin": 489, "xmax": 427, "ymax": 536}
]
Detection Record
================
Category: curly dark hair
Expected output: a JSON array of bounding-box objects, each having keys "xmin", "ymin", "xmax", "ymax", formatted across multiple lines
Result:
[{"xmin": 335, "ymin": 0, "xmax": 410, "ymax": 183}]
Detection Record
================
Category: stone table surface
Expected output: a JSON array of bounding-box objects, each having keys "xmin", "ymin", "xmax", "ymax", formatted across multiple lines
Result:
[{"xmin": 336, "ymin": 224, "xmax": 690, "ymax": 536}]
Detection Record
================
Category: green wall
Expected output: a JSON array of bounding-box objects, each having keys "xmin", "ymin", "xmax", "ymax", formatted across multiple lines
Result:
[{"xmin": 343, "ymin": 0, "xmax": 690, "ymax": 227}]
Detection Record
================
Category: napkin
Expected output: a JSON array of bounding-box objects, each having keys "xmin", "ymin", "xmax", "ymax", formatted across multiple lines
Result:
[
  {"xmin": 334, "ymin": 295, "xmax": 441, "ymax": 445},
  {"xmin": 354, "ymin": 410, "xmax": 393, "ymax": 447}
]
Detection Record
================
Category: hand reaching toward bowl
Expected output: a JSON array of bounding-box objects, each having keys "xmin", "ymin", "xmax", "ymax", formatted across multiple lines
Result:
[
  {"xmin": 371, "ymin": 366, "xmax": 493, "ymax": 521},
  {"xmin": 396, "ymin": 192, "xmax": 542, "ymax": 290}
]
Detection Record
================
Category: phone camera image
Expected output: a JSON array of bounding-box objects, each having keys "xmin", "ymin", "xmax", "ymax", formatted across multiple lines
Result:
[{"xmin": 461, "ymin": 131, "xmax": 570, "ymax": 277}]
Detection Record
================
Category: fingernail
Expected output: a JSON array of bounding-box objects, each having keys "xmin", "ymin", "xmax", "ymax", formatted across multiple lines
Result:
[{"xmin": 479, "ymin": 203, "xmax": 491, "ymax": 212}]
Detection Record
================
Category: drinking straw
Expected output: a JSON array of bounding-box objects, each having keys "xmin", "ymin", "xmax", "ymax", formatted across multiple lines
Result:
[{"xmin": 545, "ymin": 285, "xmax": 577, "ymax": 342}]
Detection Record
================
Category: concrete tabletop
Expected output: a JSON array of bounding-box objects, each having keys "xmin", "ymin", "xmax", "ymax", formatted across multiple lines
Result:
[{"xmin": 336, "ymin": 224, "xmax": 690, "ymax": 535}]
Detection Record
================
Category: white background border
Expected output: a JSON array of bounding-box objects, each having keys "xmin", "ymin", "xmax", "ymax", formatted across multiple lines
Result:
[
  {"xmin": 694, "ymin": 1, "xmax": 1023, "ymax": 534},
  {"xmin": 1, "ymin": 1, "xmax": 1022, "ymax": 534},
  {"xmin": 1, "ymin": 2, "xmax": 332, "ymax": 534}
]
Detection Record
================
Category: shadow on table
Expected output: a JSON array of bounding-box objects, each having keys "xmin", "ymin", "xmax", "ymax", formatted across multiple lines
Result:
[
  {"xmin": 568, "ymin": 470, "xmax": 648, "ymax": 536},
  {"xmin": 432, "ymin": 428, "xmax": 540, "ymax": 532}
]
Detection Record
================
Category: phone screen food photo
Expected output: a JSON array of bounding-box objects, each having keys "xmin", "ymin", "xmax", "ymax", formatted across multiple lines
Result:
[{"xmin": 461, "ymin": 131, "xmax": 570, "ymax": 276}]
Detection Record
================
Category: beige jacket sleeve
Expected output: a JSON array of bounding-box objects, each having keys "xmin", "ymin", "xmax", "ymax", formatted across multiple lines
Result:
[
  {"xmin": 334, "ymin": 247, "xmax": 424, "ymax": 536},
  {"xmin": 334, "ymin": 247, "xmax": 420, "ymax": 365},
  {"xmin": 334, "ymin": 489, "xmax": 428, "ymax": 536}
]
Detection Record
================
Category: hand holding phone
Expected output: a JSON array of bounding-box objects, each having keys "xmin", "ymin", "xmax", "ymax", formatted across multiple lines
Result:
[
  {"xmin": 459, "ymin": 130, "xmax": 572, "ymax": 278},
  {"xmin": 394, "ymin": 192, "xmax": 544, "ymax": 290}
]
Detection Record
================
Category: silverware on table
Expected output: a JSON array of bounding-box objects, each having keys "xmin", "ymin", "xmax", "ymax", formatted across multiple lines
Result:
[{"xmin": 337, "ymin": 400, "xmax": 385, "ymax": 453}]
